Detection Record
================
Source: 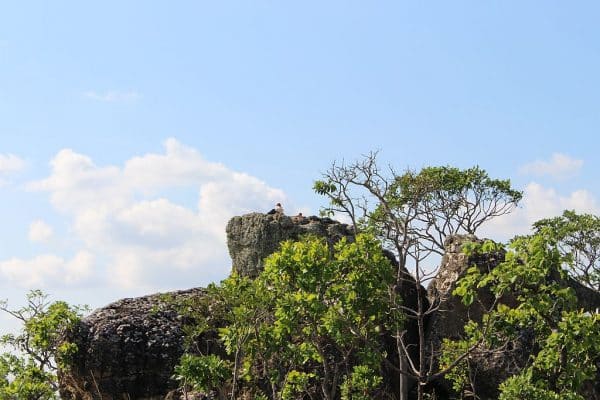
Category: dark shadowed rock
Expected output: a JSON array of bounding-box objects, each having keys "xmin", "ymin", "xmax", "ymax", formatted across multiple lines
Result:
[
  {"xmin": 424, "ymin": 234, "xmax": 515, "ymax": 399},
  {"xmin": 59, "ymin": 288, "xmax": 205, "ymax": 400},
  {"xmin": 424, "ymin": 234, "xmax": 599, "ymax": 400}
]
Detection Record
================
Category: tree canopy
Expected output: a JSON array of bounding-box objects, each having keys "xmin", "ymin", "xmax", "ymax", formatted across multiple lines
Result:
[{"xmin": 176, "ymin": 233, "xmax": 401, "ymax": 399}]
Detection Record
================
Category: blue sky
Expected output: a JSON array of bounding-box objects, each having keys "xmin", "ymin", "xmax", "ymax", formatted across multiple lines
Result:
[{"xmin": 1, "ymin": 2, "xmax": 599, "ymax": 328}]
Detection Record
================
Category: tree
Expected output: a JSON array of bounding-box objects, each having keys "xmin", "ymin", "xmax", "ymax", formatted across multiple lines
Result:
[
  {"xmin": 532, "ymin": 210, "xmax": 600, "ymax": 292},
  {"xmin": 314, "ymin": 154, "xmax": 522, "ymax": 257},
  {"xmin": 0, "ymin": 290, "xmax": 86, "ymax": 400},
  {"xmin": 176, "ymin": 233, "xmax": 402, "ymax": 399},
  {"xmin": 313, "ymin": 152, "xmax": 522, "ymax": 400},
  {"xmin": 447, "ymin": 222, "xmax": 600, "ymax": 399},
  {"xmin": 173, "ymin": 354, "xmax": 232, "ymax": 400}
]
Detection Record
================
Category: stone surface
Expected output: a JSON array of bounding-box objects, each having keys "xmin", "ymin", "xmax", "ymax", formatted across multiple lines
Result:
[
  {"xmin": 424, "ymin": 235, "xmax": 523, "ymax": 399},
  {"xmin": 59, "ymin": 213, "xmax": 355, "ymax": 400},
  {"xmin": 424, "ymin": 234, "xmax": 599, "ymax": 400},
  {"xmin": 58, "ymin": 288, "xmax": 205, "ymax": 400},
  {"xmin": 426, "ymin": 235, "xmax": 506, "ymax": 350},
  {"xmin": 226, "ymin": 213, "xmax": 354, "ymax": 277}
]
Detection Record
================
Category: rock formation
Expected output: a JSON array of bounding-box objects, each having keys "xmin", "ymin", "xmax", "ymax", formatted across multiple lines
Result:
[
  {"xmin": 226, "ymin": 213, "xmax": 354, "ymax": 277},
  {"xmin": 424, "ymin": 234, "xmax": 600, "ymax": 400},
  {"xmin": 424, "ymin": 235, "xmax": 522, "ymax": 399},
  {"xmin": 59, "ymin": 214, "xmax": 355, "ymax": 400},
  {"xmin": 58, "ymin": 288, "xmax": 205, "ymax": 400},
  {"xmin": 58, "ymin": 213, "xmax": 600, "ymax": 400}
]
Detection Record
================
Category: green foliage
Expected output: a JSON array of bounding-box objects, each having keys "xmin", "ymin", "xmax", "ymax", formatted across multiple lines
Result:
[
  {"xmin": 390, "ymin": 165, "xmax": 522, "ymax": 213},
  {"xmin": 533, "ymin": 210, "xmax": 600, "ymax": 290},
  {"xmin": 0, "ymin": 290, "xmax": 87, "ymax": 399},
  {"xmin": 439, "ymin": 336, "xmax": 474, "ymax": 395},
  {"xmin": 281, "ymin": 370, "xmax": 316, "ymax": 400},
  {"xmin": 340, "ymin": 365, "xmax": 383, "ymax": 400},
  {"xmin": 499, "ymin": 373, "xmax": 584, "ymax": 400},
  {"xmin": 315, "ymin": 156, "xmax": 522, "ymax": 256},
  {"xmin": 446, "ymin": 223, "xmax": 600, "ymax": 399},
  {"xmin": 258, "ymin": 233, "xmax": 396, "ymax": 398},
  {"xmin": 174, "ymin": 354, "xmax": 232, "ymax": 393},
  {"xmin": 177, "ymin": 233, "xmax": 398, "ymax": 399},
  {"xmin": 0, "ymin": 353, "xmax": 56, "ymax": 400}
]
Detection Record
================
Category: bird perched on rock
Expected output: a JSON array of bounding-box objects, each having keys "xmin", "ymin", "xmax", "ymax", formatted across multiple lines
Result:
[
  {"xmin": 293, "ymin": 212, "xmax": 305, "ymax": 223},
  {"xmin": 267, "ymin": 203, "xmax": 284, "ymax": 215}
]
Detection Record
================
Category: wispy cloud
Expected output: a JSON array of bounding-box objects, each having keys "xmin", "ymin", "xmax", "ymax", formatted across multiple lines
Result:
[
  {"xmin": 83, "ymin": 90, "xmax": 141, "ymax": 103},
  {"xmin": 481, "ymin": 181, "xmax": 599, "ymax": 241},
  {"xmin": 0, "ymin": 153, "xmax": 26, "ymax": 186},
  {"xmin": 519, "ymin": 153, "xmax": 583, "ymax": 180},
  {"xmin": 29, "ymin": 220, "xmax": 54, "ymax": 243}
]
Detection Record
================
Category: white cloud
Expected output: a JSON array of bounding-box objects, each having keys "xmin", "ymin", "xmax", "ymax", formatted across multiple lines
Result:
[
  {"xmin": 28, "ymin": 220, "xmax": 54, "ymax": 243},
  {"xmin": 519, "ymin": 153, "xmax": 583, "ymax": 179},
  {"xmin": 83, "ymin": 90, "xmax": 141, "ymax": 103},
  {"xmin": 24, "ymin": 138, "xmax": 288, "ymax": 290},
  {"xmin": 198, "ymin": 172, "xmax": 287, "ymax": 236},
  {"xmin": 0, "ymin": 251, "xmax": 94, "ymax": 288},
  {"xmin": 0, "ymin": 153, "xmax": 25, "ymax": 185},
  {"xmin": 28, "ymin": 149, "xmax": 127, "ymax": 213},
  {"xmin": 123, "ymin": 138, "xmax": 230, "ymax": 190},
  {"xmin": 480, "ymin": 181, "xmax": 600, "ymax": 241}
]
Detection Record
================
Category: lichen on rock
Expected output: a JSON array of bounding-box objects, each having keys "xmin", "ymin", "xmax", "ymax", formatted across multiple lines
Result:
[{"xmin": 226, "ymin": 213, "xmax": 354, "ymax": 277}]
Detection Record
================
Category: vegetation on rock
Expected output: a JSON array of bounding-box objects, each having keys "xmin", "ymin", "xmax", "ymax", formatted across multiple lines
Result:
[
  {"xmin": 176, "ymin": 233, "xmax": 401, "ymax": 399},
  {"xmin": 314, "ymin": 154, "xmax": 523, "ymax": 400},
  {"xmin": 444, "ymin": 225, "xmax": 600, "ymax": 399},
  {"xmin": 1, "ymin": 155, "xmax": 598, "ymax": 400}
]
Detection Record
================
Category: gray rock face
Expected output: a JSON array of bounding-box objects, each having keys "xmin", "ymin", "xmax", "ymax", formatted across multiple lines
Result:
[
  {"xmin": 59, "ymin": 288, "xmax": 205, "ymax": 400},
  {"xmin": 426, "ymin": 235, "xmax": 505, "ymax": 350},
  {"xmin": 425, "ymin": 235, "xmax": 514, "ymax": 399},
  {"xmin": 226, "ymin": 213, "xmax": 354, "ymax": 277}
]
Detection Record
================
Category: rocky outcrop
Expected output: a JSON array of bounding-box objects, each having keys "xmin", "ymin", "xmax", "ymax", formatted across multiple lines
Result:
[
  {"xmin": 426, "ymin": 235, "xmax": 506, "ymax": 354},
  {"xmin": 60, "ymin": 214, "xmax": 355, "ymax": 400},
  {"xmin": 59, "ymin": 214, "xmax": 600, "ymax": 400},
  {"xmin": 424, "ymin": 235, "xmax": 523, "ymax": 399},
  {"xmin": 59, "ymin": 288, "xmax": 205, "ymax": 400},
  {"xmin": 226, "ymin": 213, "xmax": 354, "ymax": 277},
  {"xmin": 424, "ymin": 234, "xmax": 600, "ymax": 400}
]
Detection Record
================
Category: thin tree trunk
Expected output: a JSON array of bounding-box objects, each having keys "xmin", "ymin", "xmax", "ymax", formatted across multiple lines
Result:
[
  {"xmin": 231, "ymin": 345, "xmax": 241, "ymax": 400},
  {"xmin": 398, "ymin": 351, "xmax": 408, "ymax": 400},
  {"xmin": 416, "ymin": 257, "xmax": 426, "ymax": 400}
]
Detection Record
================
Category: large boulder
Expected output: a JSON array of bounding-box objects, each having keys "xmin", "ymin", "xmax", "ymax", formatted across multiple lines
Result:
[{"xmin": 58, "ymin": 288, "xmax": 205, "ymax": 400}]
